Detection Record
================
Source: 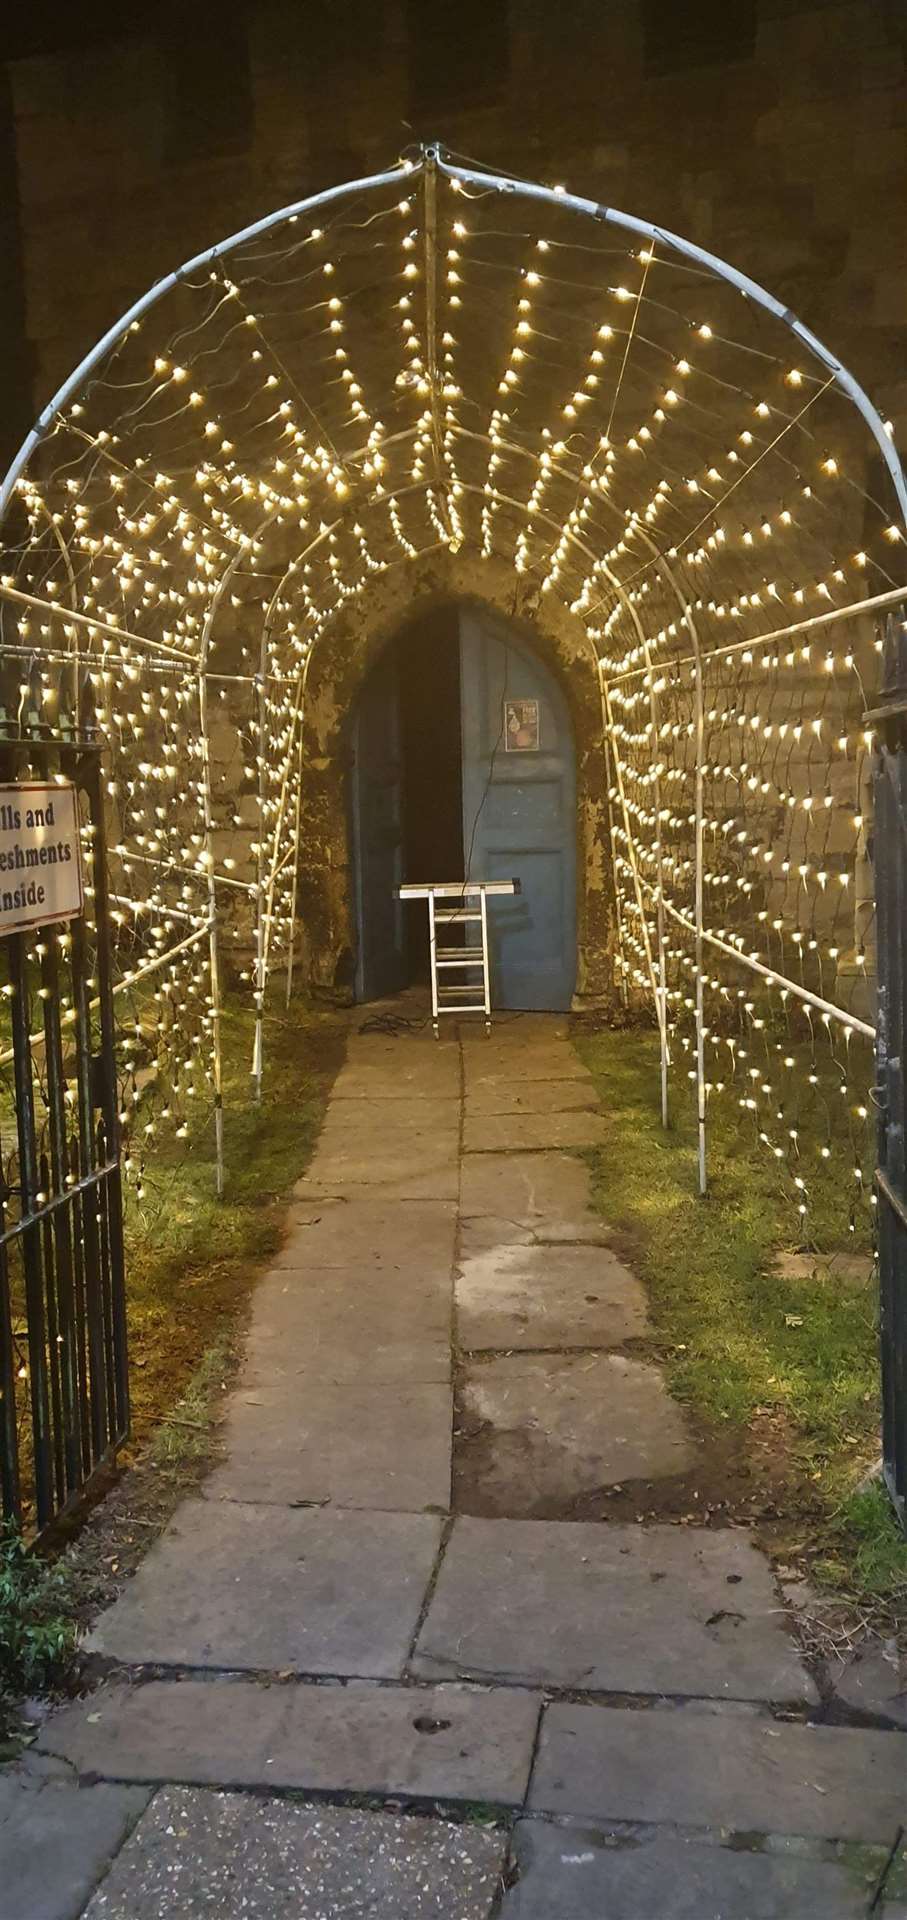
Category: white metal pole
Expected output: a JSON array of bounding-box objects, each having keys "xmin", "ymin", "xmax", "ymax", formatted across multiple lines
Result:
[
  {"xmin": 599, "ymin": 706, "xmax": 629, "ymax": 1007},
  {"xmin": 599, "ymin": 671, "xmax": 662, "ymax": 1018},
  {"xmin": 693, "ymin": 649, "xmax": 707, "ymax": 1197},
  {"xmin": 285, "ymin": 711, "xmax": 306, "ymax": 1009},
  {"xmin": 648, "ymin": 682, "xmax": 670, "ymax": 1132},
  {"xmin": 433, "ymin": 154, "xmax": 907, "ymax": 529},
  {"xmin": 0, "ymin": 161, "xmax": 424, "ymax": 531},
  {"xmin": 253, "ymin": 663, "xmax": 267, "ymax": 1105},
  {"xmin": 197, "ymin": 672, "xmax": 225, "ymax": 1198}
]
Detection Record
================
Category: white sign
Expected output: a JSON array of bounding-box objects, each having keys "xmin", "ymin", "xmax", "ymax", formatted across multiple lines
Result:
[{"xmin": 0, "ymin": 783, "xmax": 84, "ymax": 935}]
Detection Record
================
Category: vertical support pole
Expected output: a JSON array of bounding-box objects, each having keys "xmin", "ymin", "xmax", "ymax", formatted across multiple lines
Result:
[
  {"xmin": 646, "ymin": 674, "xmax": 670, "ymax": 1131},
  {"xmin": 422, "ymin": 143, "xmax": 453, "ymax": 540},
  {"xmin": 253, "ymin": 660, "xmax": 267, "ymax": 1105},
  {"xmin": 260, "ymin": 666, "xmax": 305, "ymax": 1015},
  {"xmin": 693, "ymin": 650, "xmax": 707, "ymax": 1197},
  {"xmin": 8, "ymin": 932, "xmax": 54, "ymax": 1526},
  {"xmin": 285, "ymin": 705, "xmax": 305, "ymax": 1009},
  {"xmin": 0, "ymin": 1176, "xmax": 20, "ymax": 1523},
  {"xmin": 599, "ymin": 699, "xmax": 629, "ymax": 1006},
  {"xmin": 197, "ymin": 671, "xmax": 225, "ymax": 1198},
  {"xmin": 85, "ymin": 749, "xmax": 130, "ymax": 1445},
  {"xmin": 599, "ymin": 671, "xmax": 662, "ymax": 1022},
  {"xmin": 874, "ymin": 606, "xmax": 907, "ymax": 1521},
  {"xmin": 39, "ymin": 931, "xmax": 82, "ymax": 1492}
]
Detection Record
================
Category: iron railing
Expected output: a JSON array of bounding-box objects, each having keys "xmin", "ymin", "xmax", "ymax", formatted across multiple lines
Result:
[
  {"xmin": 0, "ymin": 672, "xmax": 127, "ymax": 1533},
  {"xmin": 873, "ymin": 611, "xmax": 907, "ymax": 1522}
]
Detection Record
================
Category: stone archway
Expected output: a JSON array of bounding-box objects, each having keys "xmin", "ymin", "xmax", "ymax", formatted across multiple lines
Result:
[{"xmin": 294, "ymin": 551, "xmax": 615, "ymax": 1006}]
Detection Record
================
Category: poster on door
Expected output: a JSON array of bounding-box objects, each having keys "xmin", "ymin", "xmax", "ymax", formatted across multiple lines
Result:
[{"xmin": 504, "ymin": 698, "xmax": 540, "ymax": 751}]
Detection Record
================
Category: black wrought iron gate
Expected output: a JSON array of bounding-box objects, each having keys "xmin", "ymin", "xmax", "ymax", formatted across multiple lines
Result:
[
  {"xmin": 874, "ymin": 611, "xmax": 907, "ymax": 1524},
  {"xmin": 0, "ymin": 671, "xmax": 127, "ymax": 1534}
]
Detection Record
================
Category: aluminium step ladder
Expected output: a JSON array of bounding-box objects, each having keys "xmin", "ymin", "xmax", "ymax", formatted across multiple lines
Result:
[{"xmin": 396, "ymin": 879, "xmax": 520, "ymax": 1036}]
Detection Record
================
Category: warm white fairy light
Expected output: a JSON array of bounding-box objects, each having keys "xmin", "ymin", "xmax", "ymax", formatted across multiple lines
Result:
[{"xmin": 0, "ymin": 151, "xmax": 902, "ymax": 1231}]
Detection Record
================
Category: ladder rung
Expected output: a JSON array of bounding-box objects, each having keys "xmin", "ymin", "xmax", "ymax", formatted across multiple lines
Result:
[
  {"xmin": 437, "ymin": 1002, "xmax": 488, "ymax": 1012},
  {"xmin": 435, "ymin": 910, "xmax": 482, "ymax": 922},
  {"xmin": 436, "ymin": 947, "xmax": 484, "ymax": 959},
  {"xmin": 438, "ymin": 985, "xmax": 487, "ymax": 999}
]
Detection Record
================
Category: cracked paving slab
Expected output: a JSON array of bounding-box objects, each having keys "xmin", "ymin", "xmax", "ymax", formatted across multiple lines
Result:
[
  {"xmin": 39, "ymin": 1677, "xmax": 540, "ymax": 1806},
  {"xmin": 412, "ymin": 1517, "xmax": 816, "ymax": 1702},
  {"xmin": 460, "ymin": 1151, "xmax": 610, "ymax": 1242},
  {"xmin": 86, "ymin": 1501, "xmax": 442, "ymax": 1677}
]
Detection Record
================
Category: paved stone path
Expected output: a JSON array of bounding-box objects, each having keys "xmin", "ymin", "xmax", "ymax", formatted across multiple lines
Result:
[{"xmin": 5, "ymin": 1011, "xmax": 907, "ymax": 1917}]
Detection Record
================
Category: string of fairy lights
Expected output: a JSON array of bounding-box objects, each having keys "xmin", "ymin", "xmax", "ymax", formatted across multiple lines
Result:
[{"xmin": 0, "ymin": 146, "xmax": 903, "ymax": 1243}]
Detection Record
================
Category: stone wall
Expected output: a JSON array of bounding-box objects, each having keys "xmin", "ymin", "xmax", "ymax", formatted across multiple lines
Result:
[
  {"xmin": 3, "ymin": 0, "xmax": 903, "ymax": 1005},
  {"xmin": 5, "ymin": 1, "xmax": 907, "ymax": 433}
]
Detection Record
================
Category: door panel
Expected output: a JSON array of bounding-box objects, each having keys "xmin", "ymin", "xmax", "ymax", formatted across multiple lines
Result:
[
  {"xmin": 351, "ymin": 649, "xmax": 406, "ymax": 1000},
  {"xmin": 459, "ymin": 609, "xmax": 577, "ymax": 1010}
]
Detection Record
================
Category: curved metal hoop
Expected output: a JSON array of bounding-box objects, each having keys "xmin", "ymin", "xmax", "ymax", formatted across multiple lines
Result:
[{"xmin": 2, "ymin": 146, "xmax": 905, "ymax": 532}]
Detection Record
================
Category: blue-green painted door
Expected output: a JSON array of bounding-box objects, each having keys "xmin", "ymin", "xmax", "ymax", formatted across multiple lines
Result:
[{"xmin": 459, "ymin": 608, "xmax": 577, "ymax": 1010}]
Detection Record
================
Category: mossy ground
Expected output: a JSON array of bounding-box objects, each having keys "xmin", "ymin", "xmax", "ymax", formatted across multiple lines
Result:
[
  {"xmin": 121, "ymin": 996, "xmax": 344, "ymax": 1453},
  {"xmin": 576, "ymin": 1023, "xmax": 907, "ymax": 1607},
  {"xmin": 3, "ymin": 997, "xmax": 344, "ymax": 1727}
]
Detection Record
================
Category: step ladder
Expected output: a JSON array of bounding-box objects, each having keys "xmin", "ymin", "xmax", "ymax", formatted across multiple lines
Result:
[{"xmin": 396, "ymin": 880, "xmax": 520, "ymax": 1037}]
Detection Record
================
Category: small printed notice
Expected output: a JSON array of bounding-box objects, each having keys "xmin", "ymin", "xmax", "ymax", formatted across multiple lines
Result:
[
  {"xmin": 0, "ymin": 783, "xmax": 84, "ymax": 935},
  {"xmin": 504, "ymin": 698, "xmax": 540, "ymax": 752}
]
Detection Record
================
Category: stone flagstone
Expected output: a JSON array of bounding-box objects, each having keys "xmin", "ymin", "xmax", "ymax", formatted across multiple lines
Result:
[
  {"xmin": 529, "ymin": 1701, "xmax": 907, "ymax": 1843},
  {"xmin": 0, "ymin": 1778, "xmax": 150, "ymax": 1920},
  {"xmin": 464, "ymin": 1109, "xmax": 607, "ymax": 1153},
  {"xmin": 40, "ymin": 1677, "xmax": 540, "ymax": 1806},
  {"xmin": 274, "ymin": 1197, "xmax": 457, "ymax": 1272},
  {"xmin": 204, "ymin": 1375, "xmax": 452, "ymax": 1509},
  {"xmin": 18, "ymin": 1003, "xmax": 901, "ymax": 1916},
  {"xmin": 459, "ymin": 1353, "xmax": 695, "ymax": 1512},
  {"xmin": 88, "ymin": 1500, "xmax": 441, "ymax": 1677},
  {"xmin": 456, "ymin": 1240, "xmax": 649, "ymax": 1350},
  {"xmin": 501, "ymin": 1818, "xmax": 888, "ymax": 1919},
  {"xmin": 465, "ymin": 1079, "xmax": 599, "ymax": 1114},
  {"xmin": 296, "ymin": 1150, "xmax": 460, "ymax": 1202},
  {"xmin": 413, "ymin": 1516, "xmax": 815, "ymax": 1701},
  {"xmin": 459, "ymin": 1151, "xmax": 609, "ymax": 1242}
]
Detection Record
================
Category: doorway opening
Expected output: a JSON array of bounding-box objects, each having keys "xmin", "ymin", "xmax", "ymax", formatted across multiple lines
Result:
[
  {"xmin": 350, "ymin": 602, "xmax": 578, "ymax": 1011},
  {"xmin": 350, "ymin": 605, "xmax": 464, "ymax": 1001}
]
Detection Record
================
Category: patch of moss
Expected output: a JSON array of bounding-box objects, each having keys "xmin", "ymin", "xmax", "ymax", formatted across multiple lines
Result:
[
  {"xmin": 576, "ymin": 1026, "xmax": 907, "ymax": 1599},
  {"xmin": 122, "ymin": 996, "xmax": 345, "ymax": 1451}
]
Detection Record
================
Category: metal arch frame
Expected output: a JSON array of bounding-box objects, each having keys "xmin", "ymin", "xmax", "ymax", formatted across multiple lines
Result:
[
  {"xmin": 432, "ymin": 152, "xmax": 907, "ymax": 534},
  {"xmin": 2, "ymin": 144, "xmax": 903, "ymax": 535},
  {"xmin": 0, "ymin": 161, "xmax": 419, "ymax": 531},
  {"xmin": 0, "ymin": 140, "xmax": 900, "ymax": 1199}
]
